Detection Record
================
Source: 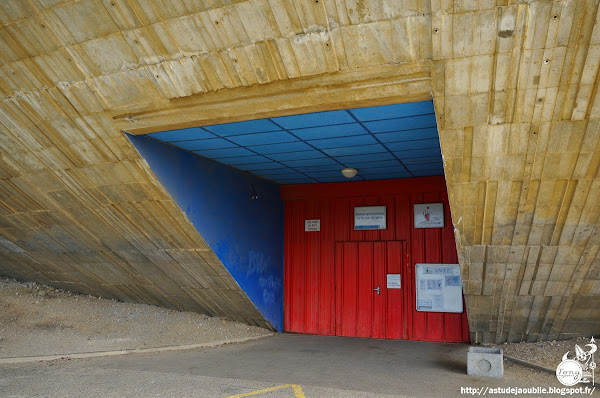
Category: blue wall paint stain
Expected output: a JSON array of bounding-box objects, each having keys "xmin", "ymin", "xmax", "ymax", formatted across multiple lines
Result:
[{"xmin": 127, "ymin": 134, "xmax": 283, "ymax": 331}]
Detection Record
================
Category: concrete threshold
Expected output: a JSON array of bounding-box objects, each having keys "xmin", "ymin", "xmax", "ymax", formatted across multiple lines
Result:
[{"xmin": 0, "ymin": 333, "xmax": 273, "ymax": 365}]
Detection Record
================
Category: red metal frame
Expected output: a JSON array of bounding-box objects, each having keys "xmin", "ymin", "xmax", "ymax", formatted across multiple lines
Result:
[{"xmin": 281, "ymin": 176, "xmax": 470, "ymax": 343}]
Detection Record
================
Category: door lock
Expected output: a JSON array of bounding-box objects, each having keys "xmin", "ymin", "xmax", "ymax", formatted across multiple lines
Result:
[{"xmin": 373, "ymin": 285, "xmax": 380, "ymax": 295}]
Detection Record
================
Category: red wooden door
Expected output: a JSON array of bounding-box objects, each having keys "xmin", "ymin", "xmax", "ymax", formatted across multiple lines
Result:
[{"xmin": 335, "ymin": 241, "xmax": 405, "ymax": 339}]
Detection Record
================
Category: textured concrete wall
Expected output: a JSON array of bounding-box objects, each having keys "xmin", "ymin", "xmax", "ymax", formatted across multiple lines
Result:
[
  {"xmin": 430, "ymin": 1, "xmax": 600, "ymax": 343},
  {"xmin": 0, "ymin": 0, "xmax": 598, "ymax": 341}
]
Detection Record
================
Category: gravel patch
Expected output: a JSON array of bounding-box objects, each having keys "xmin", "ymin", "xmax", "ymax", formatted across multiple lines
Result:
[
  {"xmin": 493, "ymin": 336, "xmax": 598, "ymax": 371},
  {"xmin": 0, "ymin": 277, "xmax": 273, "ymax": 358}
]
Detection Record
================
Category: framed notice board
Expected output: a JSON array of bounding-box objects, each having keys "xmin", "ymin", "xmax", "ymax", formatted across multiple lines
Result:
[{"xmin": 415, "ymin": 264, "xmax": 463, "ymax": 313}]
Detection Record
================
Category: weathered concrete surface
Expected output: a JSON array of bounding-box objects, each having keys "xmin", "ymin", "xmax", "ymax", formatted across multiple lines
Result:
[
  {"xmin": 431, "ymin": 1, "xmax": 600, "ymax": 343},
  {"xmin": 0, "ymin": 334, "xmax": 562, "ymax": 398},
  {"xmin": 0, "ymin": 1, "xmax": 598, "ymax": 342}
]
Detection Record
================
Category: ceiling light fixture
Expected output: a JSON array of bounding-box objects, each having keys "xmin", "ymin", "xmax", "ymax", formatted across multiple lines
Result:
[{"xmin": 341, "ymin": 168, "xmax": 358, "ymax": 179}]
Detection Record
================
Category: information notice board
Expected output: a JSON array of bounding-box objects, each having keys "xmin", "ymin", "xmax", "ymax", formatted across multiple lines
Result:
[{"xmin": 415, "ymin": 264, "xmax": 463, "ymax": 313}]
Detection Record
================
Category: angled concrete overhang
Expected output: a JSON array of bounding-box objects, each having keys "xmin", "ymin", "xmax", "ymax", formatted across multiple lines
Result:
[{"xmin": 0, "ymin": 0, "xmax": 598, "ymax": 342}]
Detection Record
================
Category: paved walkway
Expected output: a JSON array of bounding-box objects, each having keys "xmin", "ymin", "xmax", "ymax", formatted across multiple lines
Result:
[{"xmin": 0, "ymin": 334, "xmax": 574, "ymax": 397}]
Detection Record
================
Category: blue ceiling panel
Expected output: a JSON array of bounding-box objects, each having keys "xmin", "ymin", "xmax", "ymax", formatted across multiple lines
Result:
[
  {"xmin": 257, "ymin": 169, "xmax": 301, "ymax": 177},
  {"xmin": 277, "ymin": 178, "xmax": 316, "ymax": 184},
  {"xmin": 283, "ymin": 157, "xmax": 339, "ymax": 167},
  {"xmin": 335, "ymin": 152, "xmax": 395, "ymax": 164},
  {"xmin": 308, "ymin": 135, "xmax": 377, "ymax": 149},
  {"xmin": 294, "ymin": 164, "xmax": 344, "ymax": 173},
  {"xmin": 228, "ymin": 131, "xmax": 298, "ymax": 146},
  {"xmin": 242, "ymin": 162, "xmax": 289, "ymax": 171},
  {"xmin": 364, "ymin": 114, "xmax": 437, "ymax": 133},
  {"xmin": 385, "ymin": 139, "xmax": 441, "ymax": 152},
  {"xmin": 148, "ymin": 127, "xmax": 215, "ymax": 142},
  {"xmin": 204, "ymin": 119, "xmax": 281, "ymax": 136},
  {"xmin": 250, "ymin": 141, "xmax": 313, "ymax": 155},
  {"xmin": 351, "ymin": 160, "xmax": 401, "ymax": 169},
  {"xmin": 291, "ymin": 123, "xmax": 367, "ymax": 140},
  {"xmin": 194, "ymin": 147, "xmax": 254, "ymax": 158},
  {"xmin": 268, "ymin": 150, "xmax": 325, "ymax": 161},
  {"xmin": 396, "ymin": 148, "xmax": 442, "ymax": 159},
  {"xmin": 217, "ymin": 155, "xmax": 271, "ymax": 165},
  {"xmin": 360, "ymin": 166, "xmax": 409, "ymax": 175},
  {"xmin": 349, "ymin": 101, "xmax": 434, "ymax": 121},
  {"xmin": 375, "ymin": 127, "xmax": 439, "ymax": 143},
  {"xmin": 307, "ymin": 170, "xmax": 350, "ymax": 178},
  {"xmin": 176, "ymin": 138, "xmax": 236, "ymax": 151},
  {"xmin": 142, "ymin": 100, "xmax": 444, "ymax": 184},
  {"xmin": 403, "ymin": 156, "xmax": 442, "ymax": 165},
  {"xmin": 272, "ymin": 110, "xmax": 355, "ymax": 129},
  {"xmin": 407, "ymin": 162, "xmax": 447, "ymax": 171},
  {"xmin": 323, "ymin": 144, "xmax": 387, "ymax": 157}
]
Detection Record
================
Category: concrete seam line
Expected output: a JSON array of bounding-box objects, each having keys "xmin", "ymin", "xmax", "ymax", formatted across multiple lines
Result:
[
  {"xmin": 503, "ymin": 355, "xmax": 555, "ymax": 373},
  {"xmin": 0, "ymin": 333, "xmax": 273, "ymax": 365},
  {"xmin": 504, "ymin": 355, "xmax": 600, "ymax": 388}
]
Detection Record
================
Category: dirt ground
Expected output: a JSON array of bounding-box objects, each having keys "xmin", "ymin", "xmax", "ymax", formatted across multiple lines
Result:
[
  {"xmin": 494, "ymin": 336, "xmax": 598, "ymax": 371},
  {"xmin": 0, "ymin": 277, "xmax": 272, "ymax": 358}
]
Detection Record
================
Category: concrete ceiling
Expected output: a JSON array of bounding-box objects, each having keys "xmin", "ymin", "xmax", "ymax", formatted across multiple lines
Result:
[
  {"xmin": 145, "ymin": 100, "xmax": 443, "ymax": 184},
  {"xmin": 0, "ymin": 0, "xmax": 598, "ymax": 343}
]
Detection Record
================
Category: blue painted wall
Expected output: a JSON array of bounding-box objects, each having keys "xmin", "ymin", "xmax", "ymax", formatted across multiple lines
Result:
[{"xmin": 127, "ymin": 134, "xmax": 283, "ymax": 331}]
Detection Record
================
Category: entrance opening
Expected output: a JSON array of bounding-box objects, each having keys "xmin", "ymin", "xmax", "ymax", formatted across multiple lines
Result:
[
  {"xmin": 132, "ymin": 99, "xmax": 468, "ymax": 342},
  {"xmin": 281, "ymin": 177, "xmax": 469, "ymax": 343},
  {"xmin": 141, "ymin": 100, "xmax": 442, "ymax": 183}
]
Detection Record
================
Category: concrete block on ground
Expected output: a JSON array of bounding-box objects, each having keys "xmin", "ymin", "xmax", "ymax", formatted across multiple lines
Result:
[{"xmin": 467, "ymin": 347, "xmax": 504, "ymax": 378}]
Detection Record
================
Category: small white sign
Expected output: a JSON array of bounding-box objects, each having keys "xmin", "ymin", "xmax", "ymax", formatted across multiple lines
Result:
[
  {"xmin": 414, "ymin": 203, "xmax": 444, "ymax": 228},
  {"xmin": 305, "ymin": 219, "xmax": 320, "ymax": 232},
  {"xmin": 354, "ymin": 206, "xmax": 386, "ymax": 230},
  {"xmin": 387, "ymin": 274, "xmax": 401, "ymax": 289}
]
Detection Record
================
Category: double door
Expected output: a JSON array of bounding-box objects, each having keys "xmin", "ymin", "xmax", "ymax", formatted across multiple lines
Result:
[{"xmin": 335, "ymin": 241, "xmax": 407, "ymax": 339}]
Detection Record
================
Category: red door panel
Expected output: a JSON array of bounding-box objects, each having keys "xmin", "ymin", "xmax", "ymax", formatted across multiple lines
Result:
[
  {"xmin": 282, "ymin": 177, "xmax": 470, "ymax": 343},
  {"xmin": 340, "ymin": 242, "xmax": 358, "ymax": 337},
  {"xmin": 357, "ymin": 242, "xmax": 374, "ymax": 338},
  {"xmin": 386, "ymin": 241, "xmax": 405, "ymax": 339},
  {"xmin": 335, "ymin": 241, "xmax": 405, "ymax": 339},
  {"xmin": 372, "ymin": 242, "xmax": 387, "ymax": 339}
]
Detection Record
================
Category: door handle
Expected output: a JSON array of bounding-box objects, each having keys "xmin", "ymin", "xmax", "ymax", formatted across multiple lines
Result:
[{"xmin": 373, "ymin": 285, "xmax": 380, "ymax": 295}]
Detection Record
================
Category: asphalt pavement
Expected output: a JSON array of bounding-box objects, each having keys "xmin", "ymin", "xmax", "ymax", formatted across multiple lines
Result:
[{"xmin": 0, "ymin": 334, "xmax": 575, "ymax": 398}]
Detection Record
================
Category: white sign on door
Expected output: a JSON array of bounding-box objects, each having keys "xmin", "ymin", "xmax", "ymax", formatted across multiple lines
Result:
[
  {"xmin": 387, "ymin": 274, "xmax": 401, "ymax": 289},
  {"xmin": 414, "ymin": 203, "xmax": 444, "ymax": 228},
  {"xmin": 305, "ymin": 219, "xmax": 320, "ymax": 232},
  {"xmin": 354, "ymin": 206, "xmax": 386, "ymax": 230}
]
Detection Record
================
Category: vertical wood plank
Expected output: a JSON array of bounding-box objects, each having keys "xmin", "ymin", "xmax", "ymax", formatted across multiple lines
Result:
[
  {"xmin": 380, "ymin": 195, "xmax": 396, "ymax": 241},
  {"xmin": 357, "ymin": 241, "xmax": 374, "ymax": 337},
  {"xmin": 305, "ymin": 199, "xmax": 320, "ymax": 334},
  {"xmin": 410, "ymin": 192, "xmax": 427, "ymax": 340},
  {"xmin": 386, "ymin": 240, "xmax": 404, "ymax": 339},
  {"xmin": 342, "ymin": 242, "xmax": 359, "ymax": 337},
  {"xmin": 423, "ymin": 191, "xmax": 444, "ymax": 341},
  {"xmin": 319, "ymin": 198, "xmax": 335, "ymax": 335},
  {"xmin": 373, "ymin": 241, "xmax": 387, "ymax": 339},
  {"xmin": 334, "ymin": 198, "xmax": 349, "ymax": 242}
]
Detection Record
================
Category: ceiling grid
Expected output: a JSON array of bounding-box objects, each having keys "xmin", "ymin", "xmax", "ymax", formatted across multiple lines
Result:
[{"xmin": 145, "ymin": 100, "xmax": 443, "ymax": 184}]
